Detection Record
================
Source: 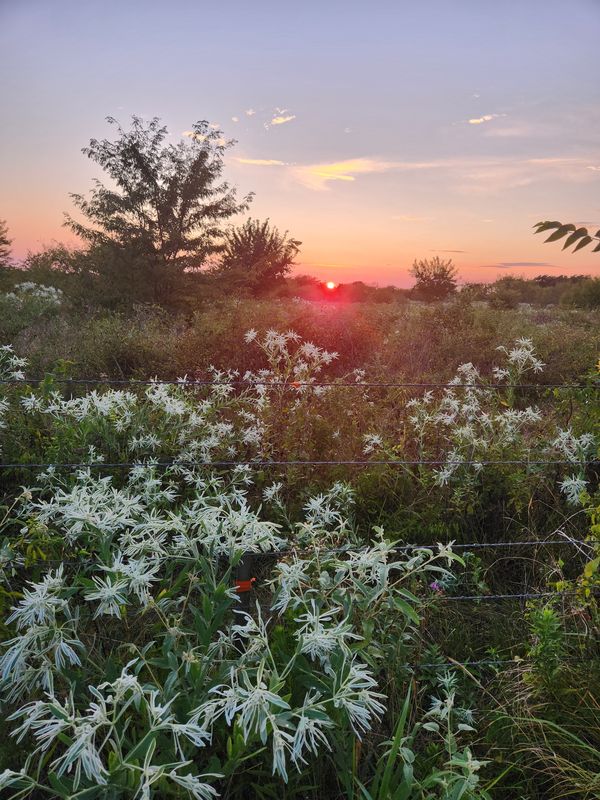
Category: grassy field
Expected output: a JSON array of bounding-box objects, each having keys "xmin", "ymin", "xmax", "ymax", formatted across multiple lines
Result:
[{"xmin": 0, "ymin": 295, "xmax": 598, "ymax": 799}]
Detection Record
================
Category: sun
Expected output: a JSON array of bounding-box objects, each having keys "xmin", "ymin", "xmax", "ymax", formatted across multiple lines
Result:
[{"xmin": 326, "ymin": 281, "xmax": 336, "ymax": 290}]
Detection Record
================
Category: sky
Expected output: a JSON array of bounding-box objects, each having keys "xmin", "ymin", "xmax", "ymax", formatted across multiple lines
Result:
[{"xmin": 1, "ymin": 0, "xmax": 599, "ymax": 287}]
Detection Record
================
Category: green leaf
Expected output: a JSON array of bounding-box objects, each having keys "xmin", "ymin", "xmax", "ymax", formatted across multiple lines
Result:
[
  {"xmin": 47, "ymin": 773, "xmax": 71, "ymax": 798},
  {"xmin": 562, "ymin": 228, "xmax": 588, "ymax": 249},
  {"xmin": 356, "ymin": 780, "xmax": 374, "ymax": 800},
  {"xmin": 125, "ymin": 730, "xmax": 158, "ymax": 762},
  {"xmin": 396, "ymin": 587, "xmax": 420, "ymax": 604},
  {"xmin": 583, "ymin": 557, "xmax": 599, "ymax": 578},
  {"xmin": 70, "ymin": 787, "xmax": 105, "ymax": 799},
  {"xmin": 573, "ymin": 236, "xmax": 593, "ymax": 252},
  {"xmin": 544, "ymin": 224, "xmax": 576, "ymax": 242},
  {"xmin": 533, "ymin": 220, "xmax": 561, "ymax": 232},
  {"xmin": 422, "ymin": 721, "xmax": 440, "ymax": 732},
  {"xmin": 393, "ymin": 596, "xmax": 420, "ymax": 625},
  {"xmin": 378, "ymin": 688, "xmax": 412, "ymax": 797}
]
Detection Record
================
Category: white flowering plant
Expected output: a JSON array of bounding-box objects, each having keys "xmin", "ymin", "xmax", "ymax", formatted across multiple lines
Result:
[
  {"xmin": 0, "ymin": 333, "xmax": 597, "ymax": 798},
  {"xmin": 0, "ymin": 284, "xmax": 64, "ymax": 339},
  {"xmin": 0, "ymin": 458, "xmax": 466, "ymax": 798},
  {"xmin": 5, "ymin": 282, "xmax": 64, "ymax": 307},
  {"xmin": 0, "ymin": 341, "xmax": 477, "ymax": 798},
  {"xmin": 383, "ymin": 338, "xmax": 598, "ymax": 512}
]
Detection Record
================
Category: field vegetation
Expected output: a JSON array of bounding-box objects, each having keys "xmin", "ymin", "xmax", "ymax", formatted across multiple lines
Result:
[{"xmin": 0, "ymin": 116, "xmax": 598, "ymax": 799}]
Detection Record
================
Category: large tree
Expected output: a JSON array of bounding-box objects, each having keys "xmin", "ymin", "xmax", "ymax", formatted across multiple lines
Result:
[
  {"xmin": 0, "ymin": 218, "xmax": 12, "ymax": 267},
  {"xmin": 215, "ymin": 218, "xmax": 301, "ymax": 295},
  {"xmin": 409, "ymin": 256, "xmax": 458, "ymax": 301},
  {"xmin": 65, "ymin": 116, "xmax": 252, "ymax": 304}
]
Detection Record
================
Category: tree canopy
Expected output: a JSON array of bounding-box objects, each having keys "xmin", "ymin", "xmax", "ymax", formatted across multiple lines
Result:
[
  {"xmin": 216, "ymin": 218, "xmax": 301, "ymax": 295},
  {"xmin": 409, "ymin": 256, "xmax": 458, "ymax": 301},
  {"xmin": 0, "ymin": 219, "xmax": 12, "ymax": 268},
  {"xmin": 66, "ymin": 116, "xmax": 252, "ymax": 304}
]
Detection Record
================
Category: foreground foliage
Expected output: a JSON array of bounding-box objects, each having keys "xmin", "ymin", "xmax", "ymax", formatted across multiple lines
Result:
[{"xmin": 0, "ymin": 329, "xmax": 598, "ymax": 799}]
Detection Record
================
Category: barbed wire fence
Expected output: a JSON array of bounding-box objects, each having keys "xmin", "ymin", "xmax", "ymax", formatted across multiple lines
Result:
[
  {"xmin": 1, "ymin": 377, "xmax": 599, "ymax": 388},
  {"xmin": 0, "ymin": 376, "xmax": 598, "ymax": 675}
]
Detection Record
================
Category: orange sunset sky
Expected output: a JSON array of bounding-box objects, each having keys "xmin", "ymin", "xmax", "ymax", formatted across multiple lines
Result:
[{"xmin": 1, "ymin": 0, "xmax": 599, "ymax": 287}]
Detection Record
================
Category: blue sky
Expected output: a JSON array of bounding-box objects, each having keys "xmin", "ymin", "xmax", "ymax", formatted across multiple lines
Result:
[{"xmin": 1, "ymin": 0, "xmax": 599, "ymax": 285}]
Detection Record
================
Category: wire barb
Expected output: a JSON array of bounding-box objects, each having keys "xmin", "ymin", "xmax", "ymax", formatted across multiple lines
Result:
[{"xmin": 0, "ymin": 378, "xmax": 598, "ymax": 389}]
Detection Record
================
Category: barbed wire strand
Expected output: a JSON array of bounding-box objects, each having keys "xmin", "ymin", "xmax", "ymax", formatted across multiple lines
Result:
[
  {"xmin": 89, "ymin": 631, "xmax": 596, "ymax": 672},
  {"xmin": 0, "ymin": 458, "xmax": 593, "ymax": 470},
  {"xmin": 1, "ymin": 378, "xmax": 598, "ymax": 389},
  {"xmin": 439, "ymin": 590, "xmax": 578, "ymax": 602},
  {"xmin": 417, "ymin": 656, "xmax": 596, "ymax": 669},
  {"xmin": 7, "ymin": 538, "xmax": 591, "ymax": 570}
]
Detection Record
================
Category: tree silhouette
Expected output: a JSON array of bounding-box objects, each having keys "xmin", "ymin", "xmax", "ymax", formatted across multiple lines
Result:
[
  {"xmin": 216, "ymin": 218, "xmax": 301, "ymax": 294},
  {"xmin": 410, "ymin": 256, "xmax": 458, "ymax": 301},
  {"xmin": 0, "ymin": 219, "xmax": 12, "ymax": 267},
  {"xmin": 66, "ymin": 116, "xmax": 252, "ymax": 304}
]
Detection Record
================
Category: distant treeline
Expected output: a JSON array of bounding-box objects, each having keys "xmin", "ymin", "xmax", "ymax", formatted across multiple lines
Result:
[
  {"xmin": 1, "ymin": 115, "xmax": 598, "ymax": 311},
  {"xmin": 1, "ymin": 257, "xmax": 599, "ymax": 310},
  {"xmin": 283, "ymin": 273, "xmax": 600, "ymax": 308}
]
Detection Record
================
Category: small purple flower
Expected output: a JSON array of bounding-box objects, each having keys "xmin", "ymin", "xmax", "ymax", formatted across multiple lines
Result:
[{"xmin": 429, "ymin": 581, "xmax": 443, "ymax": 593}]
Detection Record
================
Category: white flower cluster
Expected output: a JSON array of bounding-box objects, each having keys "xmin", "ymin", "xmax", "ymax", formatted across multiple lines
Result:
[
  {"xmin": 0, "ymin": 330, "xmax": 594, "ymax": 797},
  {"xmin": 0, "ymin": 458, "xmax": 454, "ymax": 796},
  {"xmin": 243, "ymin": 329, "xmax": 338, "ymax": 395},
  {"xmin": 403, "ymin": 339, "xmax": 593, "ymax": 493},
  {"xmin": 301, "ymin": 481, "xmax": 355, "ymax": 536},
  {"xmin": 19, "ymin": 378, "xmax": 266, "ymax": 464},
  {"xmin": 3, "ymin": 281, "xmax": 63, "ymax": 307},
  {"xmin": 495, "ymin": 337, "xmax": 545, "ymax": 376},
  {"xmin": 1, "ymin": 566, "xmax": 83, "ymax": 703},
  {"xmin": 551, "ymin": 429, "xmax": 595, "ymax": 505},
  {"xmin": 559, "ymin": 474, "xmax": 588, "ymax": 506},
  {"xmin": 551, "ymin": 429, "xmax": 595, "ymax": 464},
  {"xmin": 8, "ymin": 663, "xmax": 219, "ymax": 795},
  {"xmin": 0, "ymin": 346, "xmax": 27, "ymax": 452},
  {"xmin": 363, "ymin": 433, "xmax": 383, "ymax": 454},
  {"xmin": 0, "ymin": 344, "xmax": 27, "ymax": 381}
]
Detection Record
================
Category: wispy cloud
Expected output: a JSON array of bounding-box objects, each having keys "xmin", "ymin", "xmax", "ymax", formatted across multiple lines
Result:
[
  {"xmin": 290, "ymin": 158, "xmax": 395, "ymax": 190},
  {"xmin": 235, "ymin": 157, "xmax": 287, "ymax": 166},
  {"xmin": 271, "ymin": 114, "xmax": 296, "ymax": 126},
  {"xmin": 231, "ymin": 116, "xmax": 239, "ymax": 123},
  {"xmin": 235, "ymin": 154, "xmax": 442, "ymax": 190},
  {"xmin": 245, "ymin": 108, "xmax": 256, "ymax": 116},
  {"xmin": 455, "ymin": 156, "xmax": 598, "ymax": 194},
  {"xmin": 234, "ymin": 152, "xmax": 600, "ymax": 192},
  {"xmin": 480, "ymin": 261, "xmax": 558, "ymax": 269},
  {"xmin": 468, "ymin": 113, "xmax": 505, "ymax": 125}
]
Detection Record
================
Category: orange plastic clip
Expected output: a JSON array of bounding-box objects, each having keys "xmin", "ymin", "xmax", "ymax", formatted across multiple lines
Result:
[{"xmin": 235, "ymin": 577, "xmax": 256, "ymax": 593}]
